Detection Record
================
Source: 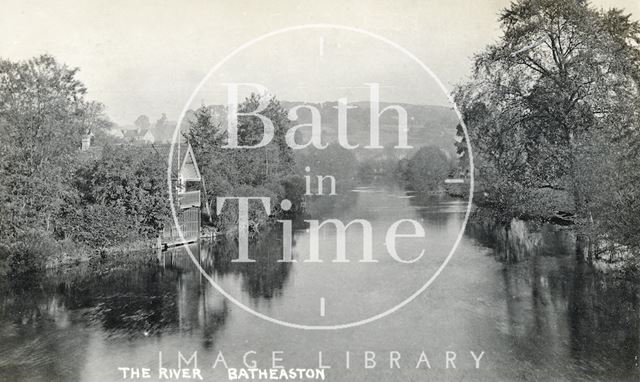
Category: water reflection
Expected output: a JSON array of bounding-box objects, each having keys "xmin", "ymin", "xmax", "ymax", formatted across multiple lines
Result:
[
  {"xmin": 160, "ymin": 239, "xmax": 293, "ymax": 300},
  {"xmin": 466, "ymin": 218, "xmax": 640, "ymax": 380},
  {"xmin": 0, "ymin": 194, "xmax": 639, "ymax": 381},
  {"xmin": 0, "ymin": 260, "xmax": 230, "ymax": 381},
  {"xmin": 467, "ymin": 218, "xmax": 576, "ymax": 262}
]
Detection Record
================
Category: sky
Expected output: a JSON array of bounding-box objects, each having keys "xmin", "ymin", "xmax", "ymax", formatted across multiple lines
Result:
[{"xmin": 1, "ymin": 0, "xmax": 639, "ymax": 125}]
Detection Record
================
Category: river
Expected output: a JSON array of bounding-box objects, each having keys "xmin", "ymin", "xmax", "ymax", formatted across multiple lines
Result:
[{"xmin": 0, "ymin": 185, "xmax": 638, "ymax": 381}]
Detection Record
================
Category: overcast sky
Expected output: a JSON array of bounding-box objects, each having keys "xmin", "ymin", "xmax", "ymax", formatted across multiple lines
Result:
[{"xmin": 1, "ymin": 0, "xmax": 638, "ymax": 125}]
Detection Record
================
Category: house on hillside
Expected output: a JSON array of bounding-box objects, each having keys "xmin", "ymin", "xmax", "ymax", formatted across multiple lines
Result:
[{"xmin": 122, "ymin": 128, "xmax": 155, "ymax": 144}]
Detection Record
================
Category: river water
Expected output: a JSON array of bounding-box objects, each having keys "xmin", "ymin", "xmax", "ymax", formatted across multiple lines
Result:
[{"xmin": 1, "ymin": 186, "xmax": 638, "ymax": 381}]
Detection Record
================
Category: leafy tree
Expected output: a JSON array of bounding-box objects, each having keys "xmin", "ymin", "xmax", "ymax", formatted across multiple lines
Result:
[
  {"xmin": 185, "ymin": 106, "xmax": 223, "ymax": 168},
  {"xmin": 185, "ymin": 95, "xmax": 297, "ymax": 233},
  {"xmin": 298, "ymin": 144, "xmax": 358, "ymax": 188},
  {"xmin": 234, "ymin": 94, "xmax": 295, "ymax": 181},
  {"xmin": 155, "ymin": 113, "xmax": 168, "ymax": 130},
  {"xmin": 404, "ymin": 146, "xmax": 451, "ymax": 192},
  {"xmin": 456, "ymin": 0, "xmax": 640, "ymax": 232},
  {"xmin": 134, "ymin": 115, "xmax": 151, "ymax": 130},
  {"xmin": 92, "ymin": 120, "xmax": 124, "ymax": 146},
  {"xmin": 0, "ymin": 55, "xmax": 107, "ymax": 240},
  {"xmin": 71, "ymin": 145, "xmax": 170, "ymax": 242}
]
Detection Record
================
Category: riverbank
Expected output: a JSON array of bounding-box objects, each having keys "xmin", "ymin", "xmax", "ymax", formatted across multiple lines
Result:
[
  {"xmin": 0, "ymin": 234, "xmax": 159, "ymax": 277},
  {"xmin": 470, "ymin": 204, "xmax": 640, "ymax": 277},
  {"xmin": 3, "ymin": 188, "xmax": 640, "ymax": 382},
  {"xmin": 468, "ymin": 187, "xmax": 574, "ymax": 222}
]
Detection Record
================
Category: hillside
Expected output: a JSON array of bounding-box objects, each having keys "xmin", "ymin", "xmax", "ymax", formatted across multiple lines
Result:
[{"xmin": 158, "ymin": 101, "xmax": 459, "ymax": 159}]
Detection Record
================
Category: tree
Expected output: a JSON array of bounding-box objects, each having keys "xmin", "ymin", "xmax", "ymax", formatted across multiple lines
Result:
[
  {"xmin": 155, "ymin": 113, "xmax": 168, "ymax": 130},
  {"xmin": 72, "ymin": 145, "xmax": 170, "ymax": 241},
  {"xmin": 234, "ymin": 94, "xmax": 295, "ymax": 179},
  {"xmin": 185, "ymin": 95, "xmax": 297, "ymax": 233},
  {"xmin": 134, "ymin": 115, "xmax": 151, "ymax": 130},
  {"xmin": 456, "ymin": 0, "xmax": 640, "ymax": 231},
  {"xmin": 404, "ymin": 146, "xmax": 451, "ymax": 192},
  {"xmin": 0, "ymin": 55, "xmax": 107, "ymax": 240},
  {"xmin": 185, "ymin": 106, "xmax": 223, "ymax": 168}
]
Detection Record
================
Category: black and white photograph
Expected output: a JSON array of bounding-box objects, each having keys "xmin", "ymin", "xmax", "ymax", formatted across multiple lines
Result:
[{"xmin": 1, "ymin": 1, "xmax": 640, "ymax": 381}]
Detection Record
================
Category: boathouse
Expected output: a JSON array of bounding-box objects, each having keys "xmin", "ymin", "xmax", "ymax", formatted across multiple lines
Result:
[{"xmin": 153, "ymin": 143, "xmax": 203, "ymax": 248}]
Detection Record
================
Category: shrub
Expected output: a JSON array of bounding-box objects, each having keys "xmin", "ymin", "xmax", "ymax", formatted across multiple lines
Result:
[
  {"xmin": 404, "ymin": 146, "xmax": 451, "ymax": 192},
  {"xmin": 65, "ymin": 204, "xmax": 139, "ymax": 248},
  {"xmin": 6, "ymin": 232, "xmax": 53, "ymax": 275}
]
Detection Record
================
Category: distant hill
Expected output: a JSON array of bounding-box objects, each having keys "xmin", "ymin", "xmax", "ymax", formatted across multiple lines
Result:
[
  {"xmin": 164, "ymin": 101, "xmax": 459, "ymax": 158},
  {"xmin": 280, "ymin": 101, "xmax": 458, "ymax": 158}
]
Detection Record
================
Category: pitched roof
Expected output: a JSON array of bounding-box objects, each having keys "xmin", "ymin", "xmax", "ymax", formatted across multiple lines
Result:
[{"xmin": 122, "ymin": 128, "xmax": 153, "ymax": 138}]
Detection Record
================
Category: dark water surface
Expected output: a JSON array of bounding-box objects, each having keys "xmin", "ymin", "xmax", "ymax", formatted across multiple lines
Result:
[{"xmin": 1, "ymin": 187, "xmax": 639, "ymax": 381}]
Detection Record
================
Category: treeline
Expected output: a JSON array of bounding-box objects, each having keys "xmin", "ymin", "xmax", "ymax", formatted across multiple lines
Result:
[
  {"xmin": 355, "ymin": 145, "xmax": 455, "ymax": 193},
  {"xmin": 185, "ymin": 96, "xmax": 302, "ymax": 236},
  {"xmin": 455, "ymin": 0, "xmax": 640, "ymax": 262},
  {"xmin": 398, "ymin": 146, "xmax": 453, "ymax": 192},
  {"xmin": 0, "ymin": 55, "xmax": 170, "ymax": 274},
  {"xmin": 0, "ymin": 54, "xmax": 308, "ymax": 275}
]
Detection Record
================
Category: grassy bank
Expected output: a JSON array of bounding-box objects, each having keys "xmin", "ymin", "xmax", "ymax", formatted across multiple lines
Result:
[{"xmin": 0, "ymin": 233, "xmax": 159, "ymax": 277}]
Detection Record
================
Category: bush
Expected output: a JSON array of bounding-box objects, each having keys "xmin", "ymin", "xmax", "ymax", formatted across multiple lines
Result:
[
  {"xmin": 67, "ymin": 204, "xmax": 139, "ymax": 248},
  {"xmin": 404, "ymin": 146, "xmax": 452, "ymax": 192},
  {"xmin": 6, "ymin": 232, "xmax": 53, "ymax": 275}
]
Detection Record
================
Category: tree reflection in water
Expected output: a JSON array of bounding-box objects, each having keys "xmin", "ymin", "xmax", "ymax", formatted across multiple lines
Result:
[
  {"xmin": 0, "ymin": 254, "xmax": 231, "ymax": 381},
  {"xmin": 1, "ymin": 196, "xmax": 639, "ymax": 381},
  {"xmin": 207, "ymin": 232, "xmax": 293, "ymax": 300},
  {"xmin": 466, "ymin": 217, "xmax": 640, "ymax": 380}
]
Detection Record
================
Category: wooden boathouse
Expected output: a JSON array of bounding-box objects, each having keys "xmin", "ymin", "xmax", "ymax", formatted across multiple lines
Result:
[{"xmin": 153, "ymin": 143, "xmax": 204, "ymax": 249}]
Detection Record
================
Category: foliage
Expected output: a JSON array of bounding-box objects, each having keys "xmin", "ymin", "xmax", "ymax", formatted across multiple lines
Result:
[
  {"xmin": 73, "ymin": 145, "xmax": 171, "ymax": 240},
  {"xmin": 0, "ymin": 55, "xmax": 108, "ymax": 242},
  {"xmin": 134, "ymin": 115, "xmax": 151, "ymax": 130},
  {"xmin": 5, "ymin": 231, "xmax": 56, "ymax": 275},
  {"xmin": 296, "ymin": 144, "xmax": 359, "ymax": 190},
  {"xmin": 455, "ymin": 0, "xmax": 640, "ymax": 246},
  {"xmin": 59, "ymin": 203, "xmax": 138, "ymax": 248},
  {"xmin": 402, "ymin": 146, "xmax": 452, "ymax": 192},
  {"xmin": 0, "ymin": 55, "xmax": 161, "ymax": 269},
  {"xmin": 575, "ymin": 130, "xmax": 640, "ymax": 253},
  {"xmin": 294, "ymin": 144, "xmax": 359, "ymax": 218},
  {"xmin": 0, "ymin": 55, "xmax": 190, "ymax": 269},
  {"xmin": 155, "ymin": 113, "xmax": 168, "ymax": 130},
  {"xmin": 185, "ymin": 95, "xmax": 298, "ymax": 234},
  {"xmin": 92, "ymin": 123, "xmax": 124, "ymax": 146},
  {"xmin": 356, "ymin": 147, "xmax": 402, "ymax": 184}
]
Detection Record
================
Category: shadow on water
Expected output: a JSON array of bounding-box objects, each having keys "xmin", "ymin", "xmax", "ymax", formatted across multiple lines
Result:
[
  {"xmin": 408, "ymin": 192, "xmax": 464, "ymax": 227},
  {"xmin": 161, "ymin": 232, "xmax": 294, "ymax": 301},
  {"xmin": 466, "ymin": 218, "xmax": 576, "ymax": 263},
  {"xmin": 0, "ymin": 256, "xmax": 230, "ymax": 381},
  {"xmin": 466, "ymin": 216, "xmax": 640, "ymax": 380},
  {"xmin": 1, "ymin": 190, "xmax": 639, "ymax": 381},
  {"xmin": 159, "ymin": 185, "xmax": 362, "ymax": 303}
]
